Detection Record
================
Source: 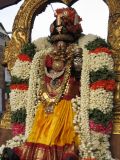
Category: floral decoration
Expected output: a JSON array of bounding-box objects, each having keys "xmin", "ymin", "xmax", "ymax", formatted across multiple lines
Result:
[
  {"xmin": 25, "ymin": 47, "xmax": 53, "ymax": 136},
  {"xmin": 71, "ymin": 35, "xmax": 115, "ymax": 159},
  {"xmin": 11, "ymin": 108, "xmax": 26, "ymax": 124},
  {"xmin": 89, "ymin": 109, "xmax": 112, "ymax": 126},
  {"xmin": 10, "ymin": 89, "xmax": 28, "ymax": 112},
  {"xmin": 90, "ymin": 79, "xmax": 115, "ymax": 91},
  {"xmin": 85, "ymin": 37, "xmax": 110, "ymax": 50},
  {"xmin": 89, "ymin": 120, "xmax": 112, "ymax": 134},
  {"xmin": 89, "ymin": 47, "xmax": 112, "ymax": 55},
  {"xmin": 11, "ymin": 59, "xmax": 31, "ymax": 79},
  {"xmin": 0, "ymin": 40, "xmax": 51, "ymax": 154},
  {"xmin": 10, "ymin": 84, "xmax": 28, "ymax": 90},
  {"xmin": 9, "ymin": 43, "xmax": 36, "ymax": 143},
  {"xmin": 56, "ymin": 7, "xmax": 82, "ymax": 22},
  {"xmin": 0, "ymin": 35, "xmax": 115, "ymax": 160},
  {"xmin": 12, "ymin": 123, "xmax": 25, "ymax": 136},
  {"xmin": 11, "ymin": 76, "xmax": 29, "ymax": 84},
  {"xmin": 21, "ymin": 43, "xmax": 36, "ymax": 59},
  {"xmin": 90, "ymin": 68, "xmax": 115, "ymax": 83},
  {"xmin": 18, "ymin": 54, "xmax": 32, "ymax": 62},
  {"xmin": 0, "ymin": 134, "xmax": 26, "ymax": 155}
]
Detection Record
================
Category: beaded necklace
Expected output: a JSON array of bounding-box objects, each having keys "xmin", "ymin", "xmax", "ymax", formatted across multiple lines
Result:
[{"xmin": 39, "ymin": 50, "xmax": 73, "ymax": 113}]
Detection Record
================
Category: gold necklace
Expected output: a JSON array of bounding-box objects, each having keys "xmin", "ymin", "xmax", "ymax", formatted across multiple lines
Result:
[{"xmin": 39, "ymin": 59, "xmax": 71, "ymax": 114}]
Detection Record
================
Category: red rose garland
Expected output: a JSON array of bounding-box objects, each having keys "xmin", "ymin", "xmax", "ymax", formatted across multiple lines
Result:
[
  {"xmin": 18, "ymin": 54, "xmax": 32, "ymax": 62},
  {"xmin": 12, "ymin": 123, "xmax": 25, "ymax": 136},
  {"xmin": 89, "ymin": 120, "xmax": 113, "ymax": 134}
]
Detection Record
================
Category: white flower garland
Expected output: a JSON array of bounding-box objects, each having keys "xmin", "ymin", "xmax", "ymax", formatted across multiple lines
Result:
[
  {"xmin": 10, "ymin": 89, "xmax": 28, "ymax": 111},
  {"xmin": 89, "ymin": 89, "xmax": 113, "ymax": 113},
  {"xmin": 25, "ymin": 47, "xmax": 53, "ymax": 136},
  {"xmin": 90, "ymin": 131, "xmax": 113, "ymax": 160},
  {"xmin": 0, "ymin": 38, "xmax": 52, "ymax": 153},
  {"xmin": 10, "ymin": 58, "xmax": 31, "ymax": 113},
  {"xmin": 33, "ymin": 37, "xmax": 51, "ymax": 52},
  {"xmin": 0, "ymin": 134, "xmax": 26, "ymax": 155},
  {"xmin": 78, "ymin": 41, "xmax": 93, "ymax": 158},
  {"xmin": 74, "ymin": 34, "xmax": 98, "ymax": 158},
  {"xmin": 10, "ymin": 38, "xmax": 51, "ymax": 116},
  {"xmin": 11, "ymin": 59, "xmax": 31, "ymax": 79},
  {"xmin": 71, "ymin": 34, "xmax": 114, "ymax": 159},
  {"xmin": 90, "ymin": 52, "xmax": 114, "ymax": 72}
]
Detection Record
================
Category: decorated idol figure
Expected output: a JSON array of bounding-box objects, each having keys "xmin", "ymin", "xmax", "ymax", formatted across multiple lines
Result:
[{"xmin": 1, "ymin": 7, "xmax": 115, "ymax": 160}]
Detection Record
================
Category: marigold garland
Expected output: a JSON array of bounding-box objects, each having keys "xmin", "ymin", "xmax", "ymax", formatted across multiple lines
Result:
[
  {"xmin": 89, "ymin": 47, "xmax": 112, "ymax": 55},
  {"xmin": 10, "ymin": 84, "xmax": 28, "ymax": 90},
  {"xmin": 18, "ymin": 54, "xmax": 32, "ymax": 62},
  {"xmin": 90, "ymin": 79, "xmax": 116, "ymax": 91}
]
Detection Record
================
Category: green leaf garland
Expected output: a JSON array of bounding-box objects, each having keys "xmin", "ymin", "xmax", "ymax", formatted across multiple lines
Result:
[
  {"xmin": 90, "ymin": 67, "xmax": 115, "ymax": 83},
  {"xmin": 11, "ymin": 108, "xmax": 26, "ymax": 124},
  {"xmin": 85, "ymin": 37, "xmax": 111, "ymax": 51},
  {"xmin": 11, "ymin": 76, "xmax": 29, "ymax": 85},
  {"xmin": 89, "ymin": 109, "xmax": 113, "ymax": 126},
  {"xmin": 21, "ymin": 42, "xmax": 36, "ymax": 59}
]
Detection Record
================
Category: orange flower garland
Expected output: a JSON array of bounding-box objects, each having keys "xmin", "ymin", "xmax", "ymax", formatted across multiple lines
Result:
[
  {"xmin": 89, "ymin": 47, "xmax": 112, "ymax": 55},
  {"xmin": 18, "ymin": 54, "xmax": 32, "ymax": 62},
  {"xmin": 10, "ymin": 84, "xmax": 28, "ymax": 90},
  {"xmin": 90, "ymin": 79, "xmax": 116, "ymax": 91}
]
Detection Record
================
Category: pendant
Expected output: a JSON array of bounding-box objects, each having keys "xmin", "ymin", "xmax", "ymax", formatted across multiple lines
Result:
[
  {"xmin": 50, "ymin": 79, "xmax": 61, "ymax": 89},
  {"xmin": 44, "ymin": 104, "xmax": 54, "ymax": 114}
]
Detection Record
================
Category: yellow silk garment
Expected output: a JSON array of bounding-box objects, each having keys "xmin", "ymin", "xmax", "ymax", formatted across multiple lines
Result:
[{"xmin": 27, "ymin": 100, "xmax": 79, "ymax": 146}]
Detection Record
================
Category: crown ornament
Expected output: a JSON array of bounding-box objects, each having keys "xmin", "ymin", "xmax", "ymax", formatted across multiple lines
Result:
[{"xmin": 49, "ymin": 7, "xmax": 83, "ymax": 42}]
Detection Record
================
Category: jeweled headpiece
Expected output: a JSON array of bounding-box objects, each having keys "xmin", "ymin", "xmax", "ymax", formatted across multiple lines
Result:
[{"xmin": 49, "ymin": 7, "xmax": 83, "ymax": 42}]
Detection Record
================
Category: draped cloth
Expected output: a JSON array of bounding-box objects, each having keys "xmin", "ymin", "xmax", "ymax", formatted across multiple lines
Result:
[{"xmin": 14, "ymin": 100, "xmax": 80, "ymax": 160}]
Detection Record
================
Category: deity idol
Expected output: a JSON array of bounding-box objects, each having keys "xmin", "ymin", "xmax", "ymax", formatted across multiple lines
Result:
[{"xmin": 1, "ymin": 7, "xmax": 115, "ymax": 160}]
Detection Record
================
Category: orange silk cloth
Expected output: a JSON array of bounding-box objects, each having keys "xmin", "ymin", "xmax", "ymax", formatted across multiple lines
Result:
[{"xmin": 27, "ymin": 100, "xmax": 79, "ymax": 147}]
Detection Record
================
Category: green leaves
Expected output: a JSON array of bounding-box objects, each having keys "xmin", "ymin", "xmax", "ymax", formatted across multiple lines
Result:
[
  {"xmin": 89, "ymin": 109, "xmax": 113, "ymax": 126},
  {"xmin": 11, "ymin": 108, "xmax": 26, "ymax": 124},
  {"xmin": 21, "ymin": 43, "xmax": 36, "ymax": 59},
  {"xmin": 90, "ymin": 67, "xmax": 115, "ymax": 83},
  {"xmin": 11, "ymin": 76, "xmax": 29, "ymax": 84},
  {"xmin": 85, "ymin": 37, "xmax": 111, "ymax": 51}
]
